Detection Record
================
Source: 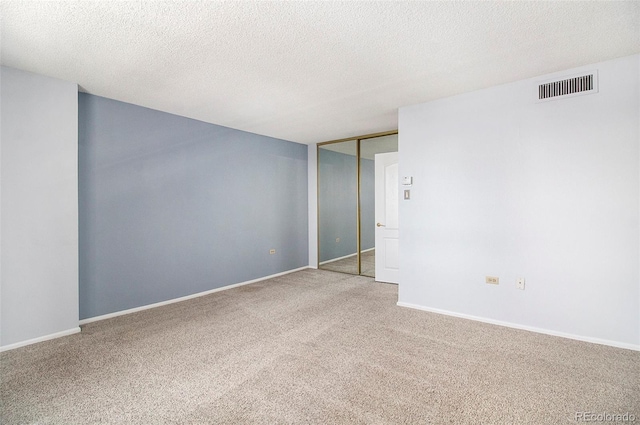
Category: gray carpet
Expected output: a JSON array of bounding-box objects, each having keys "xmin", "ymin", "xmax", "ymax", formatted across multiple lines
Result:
[{"xmin": 1, "ymin": 269, "xmax": 638, "ymax": 424}]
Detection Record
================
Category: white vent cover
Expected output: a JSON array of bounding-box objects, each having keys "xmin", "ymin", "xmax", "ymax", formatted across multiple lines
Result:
[{"xmin": 536, "ymin": 71, "xmax": 598, "ymax": 102}]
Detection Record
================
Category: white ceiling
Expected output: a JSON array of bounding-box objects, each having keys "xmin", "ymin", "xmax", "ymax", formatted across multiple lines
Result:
[{"xmin": 1, "ymin": 1, "xmax": 638, "ymax": 145}]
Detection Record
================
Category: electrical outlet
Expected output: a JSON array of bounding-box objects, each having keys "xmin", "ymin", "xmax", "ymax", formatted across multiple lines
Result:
[
  {"xmin": 269, "ymin": 249, "xmax": 276, "ymax": 255},
  {"xmin": 486, "ymin": 276, "xmax": 499, "ymax": 285},
  {"xmin": 517, "ymin": 278, "xmax": 525, "ymax": 290}
]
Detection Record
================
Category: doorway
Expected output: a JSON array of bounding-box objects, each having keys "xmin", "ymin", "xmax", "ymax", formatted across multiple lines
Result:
[{"xmin": 317, "ymin": 132, "xmax": 398, "ymax": 281}]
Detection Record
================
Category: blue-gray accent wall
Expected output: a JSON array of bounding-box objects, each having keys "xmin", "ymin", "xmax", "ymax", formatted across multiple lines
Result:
[{"xmin": 79, "ymin": 94, "xmax": 308, "ymax": 320}]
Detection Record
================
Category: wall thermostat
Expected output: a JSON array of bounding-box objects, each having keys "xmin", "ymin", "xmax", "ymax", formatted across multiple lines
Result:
[{"xmin": 402, "ymin": 176, "xmax": 413, "ymax": 186}]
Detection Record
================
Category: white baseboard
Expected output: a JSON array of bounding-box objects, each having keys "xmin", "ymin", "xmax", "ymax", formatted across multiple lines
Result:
[
  {"xmin": 0, "ymin": 327, "xmax": 81, "ymax": 352},
  {"xmin": 80, "ymin": 266, "xmax": 310, "ymax": 325},
  {"xmin": 397, "ymin": 302, "xmax": 640, "ymax": 352}
]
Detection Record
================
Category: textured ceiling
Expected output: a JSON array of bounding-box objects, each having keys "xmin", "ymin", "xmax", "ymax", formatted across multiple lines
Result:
[{"xmin": 1, "ymin": 1, "xmax": 639, "ymax": 144}]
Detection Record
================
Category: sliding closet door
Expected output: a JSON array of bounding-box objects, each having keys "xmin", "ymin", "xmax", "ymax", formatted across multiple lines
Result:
[
  {"xmin": 359, "ymin": 134, "xmax": 398, "ymax": 278},
  {"xmin": 318, "ymin": 140, "xmax": 358, "ymax": 275},
  {"xmin": 317, "ymin": 132, "xmax": 398, "ymax": 279}
]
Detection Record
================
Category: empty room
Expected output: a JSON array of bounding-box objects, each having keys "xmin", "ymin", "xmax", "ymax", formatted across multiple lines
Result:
[{"xmin": 1, "ymin": 1, "xmax": 639, "ymax": 424}]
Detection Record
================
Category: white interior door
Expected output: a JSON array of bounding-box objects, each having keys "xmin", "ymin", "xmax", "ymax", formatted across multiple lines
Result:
[{"xmin": 375, "ymin": 152, "xmax": 399, "ymax": 283}]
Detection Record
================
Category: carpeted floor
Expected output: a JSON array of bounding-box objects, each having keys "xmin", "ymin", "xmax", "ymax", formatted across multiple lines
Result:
[{"xmin": 1, "ymin": 269, "xmax": 638, "ymax": 424}]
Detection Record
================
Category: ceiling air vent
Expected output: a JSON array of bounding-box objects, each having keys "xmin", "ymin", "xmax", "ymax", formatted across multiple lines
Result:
[{"xmin": 537, "ymin": 71, "xmax": 598, "ymax": 102}]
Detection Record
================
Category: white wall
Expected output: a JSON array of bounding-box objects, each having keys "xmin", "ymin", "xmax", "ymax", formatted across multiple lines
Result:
[
  {"xmin": 308, "ymin": 144, "xmax": 318, "ymax": 268},
  {"xmin": 398, "ymin": 54, "xmax": 640, "ymax": 349},
  {"xmin": 0, "ymin": 66, "xmax": 79, "ymax": 349}
]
